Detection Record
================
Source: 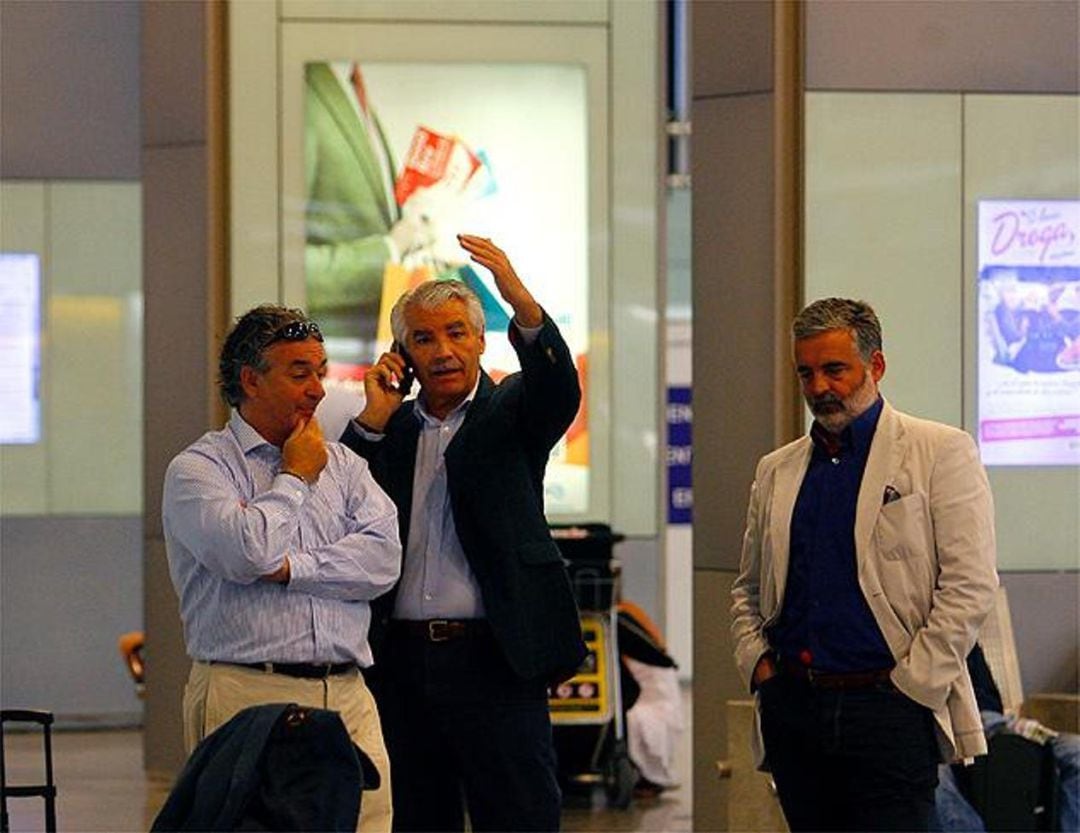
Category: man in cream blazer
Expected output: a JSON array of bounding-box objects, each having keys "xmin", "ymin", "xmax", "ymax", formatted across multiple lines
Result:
[{"xmin": 731, "ymin": 298, "xmax": 998, "ymax": 832}]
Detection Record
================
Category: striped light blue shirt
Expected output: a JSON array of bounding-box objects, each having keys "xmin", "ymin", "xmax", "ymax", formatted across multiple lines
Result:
[{"xmin": 163, "ymin": 411, "xmax": 401, "ymax": 666}]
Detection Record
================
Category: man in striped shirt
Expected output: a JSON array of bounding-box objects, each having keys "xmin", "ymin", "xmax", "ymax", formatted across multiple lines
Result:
[{"xmin": 163, "ymin": 304, "xmax": 402, "ymax": 832}]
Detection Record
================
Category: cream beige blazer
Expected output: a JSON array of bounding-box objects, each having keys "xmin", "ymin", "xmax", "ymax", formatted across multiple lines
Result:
[{"xmin": 731, "ymin": 401, "xmax": 999, "ymax": 765}]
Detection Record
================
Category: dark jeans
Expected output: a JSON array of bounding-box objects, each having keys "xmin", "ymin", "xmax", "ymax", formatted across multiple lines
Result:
[
  {"xmin": 759, "ymin": 672, "xmax": 940, "ymax": 832},
  {"xmin": 373, "ymin": 625, "xmax": 561, "ymax": 833}
]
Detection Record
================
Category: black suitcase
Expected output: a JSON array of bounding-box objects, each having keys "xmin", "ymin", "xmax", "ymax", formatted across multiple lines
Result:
[{"xmin": 955, "ymin": 732, "xmax": 1060, "ymax": 832}]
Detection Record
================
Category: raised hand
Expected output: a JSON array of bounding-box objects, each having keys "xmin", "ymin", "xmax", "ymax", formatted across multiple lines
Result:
[{"xmin": 457, "ymin": 234, "xmax": 542, "ymax": 328}]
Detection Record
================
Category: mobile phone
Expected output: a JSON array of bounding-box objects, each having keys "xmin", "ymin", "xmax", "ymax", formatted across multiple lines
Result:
[{"xmin": 390, "ymin": 340, "xmax": 416, "ymax": 396}]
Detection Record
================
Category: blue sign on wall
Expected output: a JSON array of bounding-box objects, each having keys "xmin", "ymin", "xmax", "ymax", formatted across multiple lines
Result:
[{"xmin": 667, "ymin": 386, "xmax": 692, "ymax": 524}]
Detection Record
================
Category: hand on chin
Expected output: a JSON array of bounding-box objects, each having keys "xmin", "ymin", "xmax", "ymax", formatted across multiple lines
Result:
[{"xmin": 289, "ymin": 412, "xmax": 309, "ymax": 431}]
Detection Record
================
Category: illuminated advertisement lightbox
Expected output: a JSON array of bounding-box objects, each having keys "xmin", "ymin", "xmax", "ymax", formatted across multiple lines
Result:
[
  {"xmin": 303, "ymin": 60, "xmax": 590, "ymax": 513},
  {"xmin": 977, "ymin": 200, "xmax": 1080, "ymax": 466},
  {"xmin": 0, "ymin": 252, "xmax": 42, "ymax": 444}
]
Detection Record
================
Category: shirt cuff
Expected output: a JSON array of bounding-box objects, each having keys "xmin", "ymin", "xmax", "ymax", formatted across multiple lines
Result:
[
  {"xmin": 273, "ymin": 472, "xmax": 310, "ymax": 504},
  {"xmin": 352, "ymin": 418, "xmax": 386, "ymax": 441},
  {"xmin": 512, "ymin": 318, "xmax": 542, "ymax": 345},
  {"xmin": 285, "ymin": 550, "xmax": 317, "ymax": 588}
]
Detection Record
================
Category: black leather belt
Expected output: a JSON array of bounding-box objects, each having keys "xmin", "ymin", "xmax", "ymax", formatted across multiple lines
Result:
[
  {"xmin": 781, "ymin": 659, "xmax": 894, "ymax": 691},
  {"xmin": 218, "ymin": 661, "xmax": 357, "ymax": 679},
  {"xmin": 391, "ymin": 619, "xmax": 490, "ymax": 643}
]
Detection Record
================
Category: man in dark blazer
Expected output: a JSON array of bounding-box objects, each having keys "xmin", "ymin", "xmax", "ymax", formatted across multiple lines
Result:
[{"xmin": 340, "ymin": 233, "xmax": 586, "ymax": 833}]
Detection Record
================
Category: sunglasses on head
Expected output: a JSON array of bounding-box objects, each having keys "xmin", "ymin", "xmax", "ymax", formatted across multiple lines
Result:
[{"xmin": 268, "ymin": 319, "xmax": 323, "ymax": 345}]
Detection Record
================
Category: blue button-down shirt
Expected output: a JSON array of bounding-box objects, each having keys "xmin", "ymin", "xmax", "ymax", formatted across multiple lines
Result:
[
  {"xmin": 162, "ymin": 411, "xmax": 401, "ymax": 666},
  {"xmin": 392, "ymin": 377, "xmax": 485, "ymax": 620},
  {"xmin": 768, "ymin": 397, "xmax": 894, "ymax": 673}
]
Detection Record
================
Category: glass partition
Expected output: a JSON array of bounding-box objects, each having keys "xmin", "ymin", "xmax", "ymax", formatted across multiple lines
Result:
[{"xmin": 805, "ymin": 92, "xmax": 1079, "ymax": 570}]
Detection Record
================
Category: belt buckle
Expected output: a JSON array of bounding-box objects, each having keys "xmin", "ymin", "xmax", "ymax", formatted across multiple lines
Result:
[{"xmin": 428, "ymin": 620, "xmax": 450, "ymax": 642}]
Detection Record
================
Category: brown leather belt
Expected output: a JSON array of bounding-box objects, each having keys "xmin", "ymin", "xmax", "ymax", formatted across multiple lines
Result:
[
  {"xmin": 219, "ymin": 661, "xmax": 357, "ymax": 679},
  {"xmin": 391, "ymin": 619, "xmax": 490, "ymax": 643},
  {"xmin": 781, "ymin": 659, "xmax": 894, "ymax": 691}
]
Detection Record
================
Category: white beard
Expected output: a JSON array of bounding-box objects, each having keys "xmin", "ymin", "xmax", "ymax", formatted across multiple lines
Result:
[{"xmin": 808, "ymin": 370, "xmax": 879, "ymax": 434}]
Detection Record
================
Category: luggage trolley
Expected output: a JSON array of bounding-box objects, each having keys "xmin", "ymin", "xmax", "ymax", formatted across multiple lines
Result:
[{"xmin": 548, "ymin": 524, "xmax": 637, "ymax": 809}]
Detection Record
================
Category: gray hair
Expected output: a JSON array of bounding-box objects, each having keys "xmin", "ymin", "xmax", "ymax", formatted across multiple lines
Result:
[
  {"xmin": 792, "ymin": 298, "xmax": 882, "ymax": 362},
  {"xmin": 218, "ymin": 304, "xmax": 315, "ymax": 407},
  {"xmin": 390, "ymin": 279, "xmax": 486, "ymax": 345}
]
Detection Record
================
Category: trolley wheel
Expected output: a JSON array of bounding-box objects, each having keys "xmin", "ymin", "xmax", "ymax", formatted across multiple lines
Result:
[{"xmin": 604, "ymin": 742, "xmax": 637, "ymax": 810}]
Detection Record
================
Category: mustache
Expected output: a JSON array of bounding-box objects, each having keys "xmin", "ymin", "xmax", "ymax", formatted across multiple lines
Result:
[{"xmin": 809, "ymin": 393, "xmax": 844, "ymax": 413}]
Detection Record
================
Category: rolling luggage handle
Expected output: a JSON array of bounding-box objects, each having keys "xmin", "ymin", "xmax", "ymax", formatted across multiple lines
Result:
[{"xmin": 1, "ymin": 709, "xmax": 57, "ymax": 833}]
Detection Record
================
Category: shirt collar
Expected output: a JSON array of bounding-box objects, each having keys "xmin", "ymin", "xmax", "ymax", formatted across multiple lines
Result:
[
  {"xmin": 810, "ymin": 396, "xmax": 883, "ymax": 458},
  {"xmin": 229, "ymin": 409, "xmax": 277, "ymax": 454},
  {"xmin": 414, "ymin": 373, "xmax": 482, "ymax": 426}
]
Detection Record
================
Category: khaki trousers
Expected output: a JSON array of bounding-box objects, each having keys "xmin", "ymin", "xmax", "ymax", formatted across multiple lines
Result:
[{"xmin": 182, "ymin": 661, "xmax": 391, "ymax": 833}]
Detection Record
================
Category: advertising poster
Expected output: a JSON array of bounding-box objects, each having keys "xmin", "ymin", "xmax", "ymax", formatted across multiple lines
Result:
[
  {"xmin": 977, "ymin": 200, "xmax": 1080, "ymax": 466},
  {"xmin": 304, "ymin": 60, "xmax": 590, "ymax": 512}
]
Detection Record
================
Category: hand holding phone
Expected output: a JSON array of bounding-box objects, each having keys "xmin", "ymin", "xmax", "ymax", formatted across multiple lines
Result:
[
  {"xmin": 391, "ymin": 341, "xmax": 416, "ymax": 396},
  {"xmin": 358, "ymin": 346, "xmax": 414, "ymax": 432}
]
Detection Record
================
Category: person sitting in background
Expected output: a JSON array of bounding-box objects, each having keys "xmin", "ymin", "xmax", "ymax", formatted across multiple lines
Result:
[
  {"xmin": 931, "ymin": 643, "xmax": 1079, "ymax": 832},
  {"xmin": 616, "ymin": 601, "xmax": 685, "ymax": 798}
]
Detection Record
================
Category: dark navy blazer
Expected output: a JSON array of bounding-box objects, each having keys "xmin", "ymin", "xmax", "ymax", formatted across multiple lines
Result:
[
  {"xmin": 151, "ymin": 702, "xmax": 377, "ymax": 832},
  {"xmin": 341, "ymin": 314, "xmax": 586, "ymax": 682}
]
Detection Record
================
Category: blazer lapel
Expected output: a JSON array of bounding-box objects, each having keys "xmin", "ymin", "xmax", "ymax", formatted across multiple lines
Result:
[
  {"xmin": 770, "ymin": 438, "xmax": 812, "ymax": 592},
  {"xmin": 444, "ymin": 371, "xmax": 495, "ymax": 469},
  {"xmin": 855, "ymin": 401, "xmax": 905, "ymax": 562},
  {"xmin": 371, "ymin": 114, "xmax": 401, "ymax": 222},
  {"xmin": 309, "ymin": 64, "xmax": 394, "ymax": 227},
  {"xmin": 386, "ymin": 406, "xmax": 421, "ymax": 540}
]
